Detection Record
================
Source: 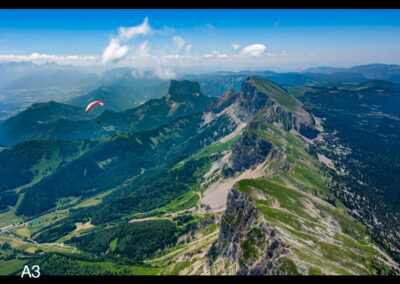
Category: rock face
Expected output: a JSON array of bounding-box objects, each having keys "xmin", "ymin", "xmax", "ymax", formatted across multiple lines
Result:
[
  {"xmin": 236, "ymin": 78, "xmax": 278, "ymax": 122},
  {"xmin": 216, "ymin": 77, "xmax": 321, "ymax": 178},
  {"xmin": 168, "ymin": 80, "xmax": 205, "ymax": 103},
  {"xmin": 223, "ymin": 130, "xmax": 281, "ymax": 177},
  {"xmin": 205, "ymin": 78, "xmax": 276, "ymax": 123},
  {"xmin": 253, "ymin": 103, "xmax": 319, "ymax": 139},
  {"xmin": 218, "ymin": 188, "xmax": 289, "ymax": 275},
  {"xmin": 204, "ymin": 88, "xmax": 240, "ymax": 114},
  {"xmin": 230, "ymin": 77, "xmax": 315, "ymax": 131},
  {"xmin": 204, "ymin": 77, "xmax": 319, "ymax": 157}
]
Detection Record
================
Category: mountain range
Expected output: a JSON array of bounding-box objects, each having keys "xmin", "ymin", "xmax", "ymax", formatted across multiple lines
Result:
[
  {"xmin": 304, "ymin": 63, "xmax": 400, "ymax": 83},
  {"xmin": 0, "ymin": 67, "xmax": 399, "ymax": 275},
  {"xmin": 1, "ymin": 62, "xmax": 399, "ymax": 119},
  {"xmin": 0, "ymin": 80, "xmax": 213, "ymax": 146}
]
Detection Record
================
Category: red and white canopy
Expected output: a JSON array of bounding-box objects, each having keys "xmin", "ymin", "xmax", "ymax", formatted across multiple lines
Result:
[{"xmin": 86, "ymin": 101, "xmax": 104, "ymax": 113}]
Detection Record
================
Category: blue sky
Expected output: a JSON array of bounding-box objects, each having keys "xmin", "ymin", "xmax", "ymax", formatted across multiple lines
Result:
[{"xmin": 0, "ymin": 9, "xmax": 399, "ymax": 74}]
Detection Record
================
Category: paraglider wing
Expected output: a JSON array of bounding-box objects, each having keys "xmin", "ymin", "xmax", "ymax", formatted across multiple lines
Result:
[{"xmin": 86, "ymin": 101, "xmax": 104, "ymax": 113}]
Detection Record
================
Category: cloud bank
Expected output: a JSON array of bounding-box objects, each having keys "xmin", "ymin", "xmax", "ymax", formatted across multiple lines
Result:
[
  {"xmin": 0, "ymin": 53, "xmax": 98, "ymax": 66},
  {"xmin": 0, "ymin": 18, "xmax": 308, "ymax": 77}
]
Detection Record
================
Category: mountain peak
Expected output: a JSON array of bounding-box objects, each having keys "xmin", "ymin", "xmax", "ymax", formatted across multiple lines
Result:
[
  {"xmin": 245, "ymin": 76, "xmax": 306, "ymax": 115},
  {"xmin": 203, "ymin": 76, "xmax": 317, "ymax": 139},
  {"xmin": 204, "ymin": 76, "xmax": 314, "ymax": 134},
  {"xmin": 245, "ymin": 75, "xmax": 286, "ymax": 92},
  {"xmin": 167, "ymin": 80, "xmax": 203, "ymax": 103}
]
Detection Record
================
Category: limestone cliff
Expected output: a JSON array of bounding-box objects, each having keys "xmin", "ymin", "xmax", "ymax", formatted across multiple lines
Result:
[
  {"xmin": 222, "ymin": 130, "xmax": 281, "ymax": 177},
  {"xmin": 218, "ymin": 188, "xmax": 290, "ymax": 275}
]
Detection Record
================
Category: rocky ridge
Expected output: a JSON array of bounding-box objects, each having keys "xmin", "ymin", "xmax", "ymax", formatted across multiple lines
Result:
[{"xmin": 218, "ymin": 188, "xmax": 290, "ymax": 275}]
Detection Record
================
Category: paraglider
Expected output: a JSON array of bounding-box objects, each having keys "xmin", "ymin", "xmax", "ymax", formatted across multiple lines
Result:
[
  {"xmin": 86, "ymin": 101, "xmax": 104, "ymax": 113},
  {"xmin": 86, "ymin": 101, "xmax": 104, "ymax": 125}
]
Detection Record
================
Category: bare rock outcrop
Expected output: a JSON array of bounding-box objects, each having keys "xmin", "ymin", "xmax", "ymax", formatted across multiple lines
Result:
[
  {"xmin": 222, "ymin": 130, "xmax": 281, "ymax": 177},
  {"xmin": 218, "ymin": 188, "xmax": 290, "ymax": 275}
]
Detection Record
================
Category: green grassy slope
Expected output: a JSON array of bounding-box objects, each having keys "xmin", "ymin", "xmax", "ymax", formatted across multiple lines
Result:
[{"xmin": 231, "ymin": 121, "xmax": 398, "ymax": 275}]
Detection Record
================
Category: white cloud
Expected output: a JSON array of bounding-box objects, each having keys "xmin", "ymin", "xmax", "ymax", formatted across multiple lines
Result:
[
  {"xmin": 0, "ymin": 41, "xmax": 279, "ymax": 76},
  {"xmin": 239, "ymin": 44, "xmax": 267, "ymax": 57},
  {"xmin": 152, "ymin": 25, "xmax": 175, "ymax": 36},
  {"xmin": 137, "ymin": 41, "xmax": 151, "ymax": 57},
  {"xmin": 0, "ymin": 53, "xmax": 98, "ymax": 66},
  {"xmin": 164, "ymin": 54, "xmax": 183, "ymax": 59},
  {"xmin": 172, "ymin": 36, "xmax": 185, "ymax": 52},
  {"xmin": 102, "ymin": 17, "xmax": 152, "ymax": 64},
  {"xmin": 203, "ymin": 51, "xmax": 228, "ymax": 58},
  {"xmin": 203, "ymin": 51, "xmax": 217, "ymax": 58},
  {"xmin": 231, "ymin": 43, "xmax": 240, "ymax": 50},
  {"xmin": 115, "ymin": 41, "xmax": 278, "ymax": 77},
  {"xmin": 116, "ymin": 17, "xmax": 151, "ymax": 41},
  {"xmin": 101, "ymin": 38, "xmax": 129, "ymax": 64},
  {"xmin": 153, "ymin": 64, "xmax": 177, "ymax": 80}
]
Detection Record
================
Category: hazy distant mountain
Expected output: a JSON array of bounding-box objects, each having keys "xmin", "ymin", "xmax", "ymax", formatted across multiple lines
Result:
[
  {"xmin": 0, "ymin": 62, "xmax": 101, "ymax": 91},
  {"xmin": 69, "ymin": 69, "xmax": 170, "ymax": 114},
  {"xmin": 99, "ymin": 67, "xmax": 135, "ymax": 84},
  {"xmin": 0, "ymin": 62, "xmax": 36, "ymax": 90},
  {"xmin": 0, "ymin": 64, "xmax": 172, "ymax": 120},
  {"xmin": 304, "ymin": 63, "xmax": 400, "ymax": 83},
  {"xmin": 303, "ymin": 66, "xmax": 348, "ymax": 74},
  {"xmin": 345, "ymin": 79, "xmax": 399, "ymax": 91},
  {"xmin": 303, "ymin": 71, "xmax": 368, "ymax": 86},
  {"xmin": 349, "ymin": 64, "xmax": 400, "ymax": 82},
  {"xmin": 182, "ymin": 69, "xmax": 369, "ymax": 97},
  {"xmin": 0, "ymin": 62, "xmax": 104, "ymax": 120},
  {"xmin": 3, "ymin": 69, "xmax": 101, "ymax": 91}
]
